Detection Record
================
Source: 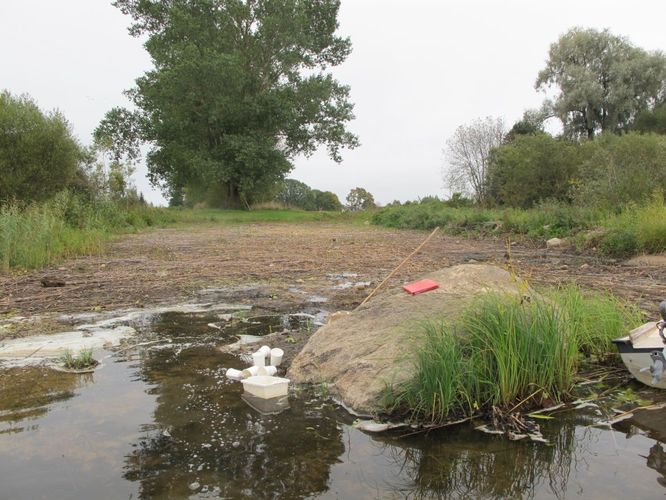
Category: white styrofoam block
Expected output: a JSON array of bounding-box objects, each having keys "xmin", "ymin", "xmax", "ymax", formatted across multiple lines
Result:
[{"xmin": 241, "ymin": 375, "xmax": 290, "ymax": 399}]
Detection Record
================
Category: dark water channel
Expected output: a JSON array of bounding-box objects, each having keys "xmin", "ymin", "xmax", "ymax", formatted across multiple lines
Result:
[{"xmin": 1, "ymin": 310, "xmax": 665, "ymax": 499}]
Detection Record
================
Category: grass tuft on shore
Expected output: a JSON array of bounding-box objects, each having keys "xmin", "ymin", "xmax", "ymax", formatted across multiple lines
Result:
[{"xmin": 391, "ymin": 287, "xmax": 642, "ymax": 423}]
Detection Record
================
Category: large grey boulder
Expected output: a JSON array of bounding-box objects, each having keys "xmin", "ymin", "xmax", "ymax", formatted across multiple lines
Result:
[{"xmin": 288, "ymin": 264, "xmax": 524, "ymax": 414}]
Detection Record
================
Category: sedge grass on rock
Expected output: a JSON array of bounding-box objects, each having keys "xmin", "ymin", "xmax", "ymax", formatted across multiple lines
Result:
[
  {"xmin": 394, "ymin": 293, "xmax": 578, "ymax": 423},
  {"xmin": 462, "ymin": 294, "xmax": 578, "ymax": 409},
  {"xmin": 394, "ymin": 288, "xmax": 643, "ymax": 423},
  {"xmin": 395, "ymin": 321, "xmax": 472, "ymax": 422}
]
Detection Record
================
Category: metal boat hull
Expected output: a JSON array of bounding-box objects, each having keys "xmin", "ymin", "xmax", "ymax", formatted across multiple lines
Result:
[{"xmin": 613, "ymin": 322, "xmax": 666, "ymax": 389}]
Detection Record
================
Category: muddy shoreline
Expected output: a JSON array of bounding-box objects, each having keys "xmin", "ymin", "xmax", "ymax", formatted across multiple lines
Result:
[{"xmin": 2, "ymin": 222, "xmax": 666, "ymax": 341}]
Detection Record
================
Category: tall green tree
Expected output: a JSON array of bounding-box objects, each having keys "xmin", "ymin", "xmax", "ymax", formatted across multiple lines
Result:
[
  {"xmin": 0, "ymin": 91, "xmax": 83, "ymax": 203},
  {"xmin": 345, "ymin": 187, "xmax": 375, "ymax": 211},
  {"xmin": 536, "ymin": 27, "xmax": 666, "ymax": 139},
  {"xmin": 311, "ymin": 189, "xmax": 342, "ymax": 210},
  {"xmin": 275, "ymin": 178, "xmax": 312, "ymax": 208},
  {"xmin": 102, "ymin": 0, "xmax": 358, "ymax": 208}
]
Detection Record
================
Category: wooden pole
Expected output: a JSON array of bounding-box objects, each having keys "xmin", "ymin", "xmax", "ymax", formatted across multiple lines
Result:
[{"xmin": 355, "ymin": 226, "xmax": 440, "ymax": 310}]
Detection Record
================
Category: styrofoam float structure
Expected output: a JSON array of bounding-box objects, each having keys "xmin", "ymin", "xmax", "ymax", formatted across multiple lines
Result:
[{"xmin": 225, "ymin": 345, "xmax": 290, "ymax": 399}]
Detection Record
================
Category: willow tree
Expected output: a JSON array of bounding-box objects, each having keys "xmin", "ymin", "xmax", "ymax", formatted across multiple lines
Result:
[
  {"xmin": 536, "ymin": 27, "xmax": 666, "ymax": 140},
  {"xmin": 100, "ymin": 0, "xmax": 358, "ymax": 208}
]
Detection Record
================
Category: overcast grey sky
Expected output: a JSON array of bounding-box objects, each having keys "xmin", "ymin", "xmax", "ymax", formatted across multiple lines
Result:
[{"xmin": 2, "ymin": 0, "xmax": 665, "ymax": 205}]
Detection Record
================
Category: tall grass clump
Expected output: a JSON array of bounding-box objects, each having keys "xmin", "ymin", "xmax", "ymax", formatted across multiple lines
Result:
[
  {"xmin": 461, "ymin": 294, "xmax": 577, "ymax": 409},
  {"xmin": 394, "ymin": 322, "xmax": 471, "ymax": 422},
  {"xmin": 0, "ymin": 199, "xmax": 105, "ymax": 271},
  {"xmin": 545, "ymin": 284, "xmax": 642, "ymax": 359},
  {"xmin": 394, "ymin": 293, "xmax": 579, "ymax": 423},
  {"xmin": 60, "ymin": 348, "xmax": 96, "ymax": 369},
  {"xmin": 0, "ymin": 191, "xmax": 179, "ymax": 271}
]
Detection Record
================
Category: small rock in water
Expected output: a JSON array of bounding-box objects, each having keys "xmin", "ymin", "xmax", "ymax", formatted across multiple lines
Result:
[
  {"xmin": 232, "ymin": 441, "xmax": 240, "ymax": 448},
  {"xmin": 162, "ymin": 429, "xmax": 171, "ymax": 438},
  {"xmin": 189, "ymin": 482, "xmax": 201, "ymax": 491}
]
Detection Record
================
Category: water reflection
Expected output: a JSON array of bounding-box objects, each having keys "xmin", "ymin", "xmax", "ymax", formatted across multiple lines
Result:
[
  {"xmin": 0, "ymin": 367, "xmax": 91, "ymax": 434},
  {"xmin": 647, "ymin": 443, "xmax": 666, "ymax": 488},
  {"xmin": 1, "ymin": 309, "xmax": 666, "ymax": 499},
  {"xmin": 123, "ymin": 343, "xmax": 345, "ymax": 498},
  {"xmin": 365, "ymin": 423, "xmax": 575, "ymax": 499}
]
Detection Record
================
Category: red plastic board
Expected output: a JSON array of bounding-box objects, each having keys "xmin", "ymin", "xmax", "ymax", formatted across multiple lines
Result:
[{"xmin": 402, "ymin": 279, "xmax": 439, "ymax": 295}]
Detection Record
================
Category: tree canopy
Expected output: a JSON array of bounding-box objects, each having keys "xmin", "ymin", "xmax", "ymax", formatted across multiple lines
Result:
[
  {"xmin": 275, "ymin": 178, "xmax": 342, "ymax": 210},
  {"xmin": 536, "ymin": 27, "xmax": 666, "ymax": 139},
  {"xmin": 0, "ymin": 91, "xmax": 83, "ymax": 203},
  {"xmin": 345, "ymin": 187, "xmax": 375, "ymax": 211},
  {"xmin": 444, "ymin": 116, "xmax": 505, "ymax": 203},
  {"xmin": 100, "ymin": 0, "xmax": 358, "ymax": 208}
]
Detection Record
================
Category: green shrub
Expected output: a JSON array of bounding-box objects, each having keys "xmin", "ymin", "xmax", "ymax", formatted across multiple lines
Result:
[
  {"xmin": 488, "ymin": 134, "xmax": 580, "ymax": 208},
  {"xmin": 576, "ymin": 133, "xmax": 666, "ymax": 209},
  {"xmin": 373, "ymin": 200, "xmax": 600, "ymax": 239},
  {"xmin": 599, "ymin": 229, "xmax": 638, "ymax": 257},
  {"xmin": 0, "ymin": 91, "xmax": 83, "ymax": 203}
]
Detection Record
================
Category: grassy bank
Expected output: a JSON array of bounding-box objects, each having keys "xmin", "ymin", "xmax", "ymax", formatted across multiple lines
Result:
[
  {"xmin": 0, "ymin": 192, "xmax": 349, "ymax": 271},
  {"xmin": 371, "ymin": 197, "xmax": 666, "ymax": 257},
  {"xmin": 391, "ymin": 287, "xmax": 642, "ymax": 423}
]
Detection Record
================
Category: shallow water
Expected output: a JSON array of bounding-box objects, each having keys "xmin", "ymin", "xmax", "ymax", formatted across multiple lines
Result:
[{"xmin": 1, "ymin": 310, "xmax": 665, "ymax": 499}]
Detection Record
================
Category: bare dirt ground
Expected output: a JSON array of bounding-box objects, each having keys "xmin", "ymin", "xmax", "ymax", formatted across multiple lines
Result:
[{"xmin": 1, "ymin": 222, "xmax": 665, "ymax": 338}]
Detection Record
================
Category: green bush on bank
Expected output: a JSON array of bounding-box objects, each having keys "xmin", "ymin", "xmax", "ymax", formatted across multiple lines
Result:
[
  {"xmin": 391, "ymin": 288, "xmax": 642, "ymax": 423},
  {"xmin": 372, "ymin": 198, "xmax": 601, "ymax": 239}
]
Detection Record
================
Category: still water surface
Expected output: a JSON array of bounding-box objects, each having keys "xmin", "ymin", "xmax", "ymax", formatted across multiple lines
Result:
[{"xmin": 1, "ymin": 311, "xmax": 665, "ymax": 499}]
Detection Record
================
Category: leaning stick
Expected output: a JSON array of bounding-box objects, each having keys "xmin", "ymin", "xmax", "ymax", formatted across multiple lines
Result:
[{"xmin": 355, "ymin": 226, "xmax": 440, "ymax": 310}]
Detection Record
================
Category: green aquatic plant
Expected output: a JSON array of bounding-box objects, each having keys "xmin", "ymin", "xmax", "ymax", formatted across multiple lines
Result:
[{"xmin": 60, "ymin": 348, "xmax": 96, "ymax": 369}]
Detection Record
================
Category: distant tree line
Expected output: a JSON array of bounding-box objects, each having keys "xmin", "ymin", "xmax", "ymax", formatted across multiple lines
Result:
[
  {"xmin": 274, "ymin": 180, "xmax": 377, "ymax": 212},
  {"xmin": 275, "ymin": 179, "xmax": 342, "ymax": 211},
  {"xmin": 444, "ymin": 27, "xmax": 666, "ymax": 211}
]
